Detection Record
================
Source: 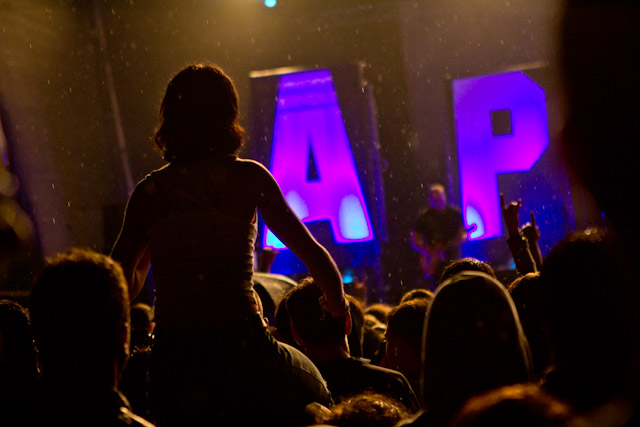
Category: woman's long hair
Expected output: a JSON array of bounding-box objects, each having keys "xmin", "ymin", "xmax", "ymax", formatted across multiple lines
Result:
[
  {"xmin": 422, "ymin": 271, "xmax": 533, "ymax": 424},
  {"xmin": 153, "ymin": 63, "xmax": 244, "ymax": 162}
]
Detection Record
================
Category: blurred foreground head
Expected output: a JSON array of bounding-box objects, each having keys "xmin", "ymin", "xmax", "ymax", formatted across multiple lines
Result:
[
  {"xmin": 560, "ymin": 1, "xmax": 640, "ymax": 232},
  {"xmin": 451, "ymin": 383, "xmax": 577, "ymax": 427}
]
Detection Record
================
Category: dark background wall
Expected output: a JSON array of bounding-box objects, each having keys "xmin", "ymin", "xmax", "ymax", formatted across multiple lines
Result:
[{"xmin": 1, "ymin": 0, "xmax": 581, "ymax": 299}]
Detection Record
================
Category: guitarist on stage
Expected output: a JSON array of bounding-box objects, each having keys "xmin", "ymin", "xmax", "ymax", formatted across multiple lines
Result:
[{"xmin": 410, "ymin": 184, "xmax": 467, "ymax": 291}]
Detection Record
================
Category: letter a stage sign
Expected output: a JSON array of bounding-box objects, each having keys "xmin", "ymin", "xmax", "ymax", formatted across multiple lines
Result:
[
  {"xmin": 250, "ymin": 65, "xmax": 385, "ymax": 275},
  {"xmin": 265, "ymin": 69, "xmax": 374, "ymax": 249}
]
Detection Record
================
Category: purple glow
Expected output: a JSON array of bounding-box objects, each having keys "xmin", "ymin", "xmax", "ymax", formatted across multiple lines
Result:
[
  {"xmin": 453, "ymin": 71, "xmax": 549, "ymax": 240},
  {"xmin": 264, "ymin": 69, "xmax": 374, "ymax": 249}
]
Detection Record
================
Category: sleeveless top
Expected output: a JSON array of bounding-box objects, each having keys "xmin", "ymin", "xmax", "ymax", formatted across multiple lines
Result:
[{"xmin": 144, "ymin": 158, "xmax": 258, "ymax": 332}]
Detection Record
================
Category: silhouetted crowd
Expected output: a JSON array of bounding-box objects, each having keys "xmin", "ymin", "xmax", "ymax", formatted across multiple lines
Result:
[
  {"xmin": 0, "ymin": 225, "xmax": 634, "ymax": 427},
  {"xmin": 2, "ymin": 0, "xmax": 640, "ymax": 425}
]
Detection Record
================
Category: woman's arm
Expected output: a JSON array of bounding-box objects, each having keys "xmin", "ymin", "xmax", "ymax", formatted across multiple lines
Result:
[
  {"xmin": 111, "ymin": 182, "xmax": 153, "ymax": 299},
  {"xmin": 253, "ymin": 163, "xmax": 347, "ymax": 317}
]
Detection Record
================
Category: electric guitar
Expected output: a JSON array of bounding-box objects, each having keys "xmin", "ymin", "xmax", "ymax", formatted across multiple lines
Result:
[{"xmin": 416, "ymin": 243, "xmax": 448, "ymax": 278}]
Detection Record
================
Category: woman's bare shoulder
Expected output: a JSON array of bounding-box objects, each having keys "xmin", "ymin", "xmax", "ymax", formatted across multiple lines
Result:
[
  {"xmin": 233, "ymin": 158, "xmax": 273, "ymax": 180},
  {"xmin": 128, "ymin": 164, "xmax": 172, "ymax": 204},
  {"xmin": 233, "ymin": 157, "xmax": 269, "ymax": 170},
  {"xmin": 144, "ymin": 163, "xmax": 171, "ymax": 179}
]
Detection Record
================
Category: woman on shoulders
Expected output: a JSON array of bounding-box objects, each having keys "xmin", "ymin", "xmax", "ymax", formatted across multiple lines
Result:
[{"xmin": 111, "ymin": 63, "xmax": 346, "ymax": 426}]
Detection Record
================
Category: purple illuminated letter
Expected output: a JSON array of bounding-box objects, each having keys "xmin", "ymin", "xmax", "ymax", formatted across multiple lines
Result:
[
  {"xmin": 453, "ymin": 71, "xmax": 549, "ymax": 240},
  {"xmin": 264, "ymin": 69, "xmax": 374, "ymax": 249}
]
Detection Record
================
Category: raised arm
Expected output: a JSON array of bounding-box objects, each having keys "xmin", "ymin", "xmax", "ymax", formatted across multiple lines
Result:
[
  {"xmin": 501, "ymin": 193, "xmax": 537, "ymax": 275},
  {"xmin": 501, "ymin": 194, "xmax": 522, "ymax": 240},
  {"xmin": 253, "ymin": 163, "xmax": 347, "ymax": 317},
  {"xmin": 111, "ymin": 181, "xmax": 153, "ymax": 299},
  {"xmin": 521, "ymin": 211, "xmax": 543, "ymax": 271}
]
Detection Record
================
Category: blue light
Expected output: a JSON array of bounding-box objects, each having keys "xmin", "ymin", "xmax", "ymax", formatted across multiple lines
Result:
[
  {"xmin": 342, "ymin": 269, "xmax": 354, "ymax": 284},
  {"xmin": 465, "ymin": 205, "xmax": 484, "ymax": 240},
  {"xmin": 339, "ymin": 195, "xmax": 371, "ymax": 240},
  {"xmin": 264, "ymin": 0, "xmax": 276, "ymax": 7}
]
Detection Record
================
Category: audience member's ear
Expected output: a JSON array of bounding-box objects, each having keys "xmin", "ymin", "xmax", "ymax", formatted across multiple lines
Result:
[
  {"xmin": 290, "ymin": 323, "xmax": 305, "ymax": 348},
  {"xmin": 345, "ymin": 312, "xmax": 352, "ymax": 336},
  {"xmin": 117, "ymin": 323, "xmax": 130, "ymax": 375}
]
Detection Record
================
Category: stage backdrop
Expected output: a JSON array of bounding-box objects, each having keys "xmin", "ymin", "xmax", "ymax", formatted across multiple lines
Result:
[
  {"xmin": 249, "ymin": 63, "xmax": 387, "ymax": 295},
  {"xmin": 448, "ymin": 66, "xmax": 581, "ymax": 268}
]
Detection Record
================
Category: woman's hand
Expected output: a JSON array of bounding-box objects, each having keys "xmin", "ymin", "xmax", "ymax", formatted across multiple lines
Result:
[{"xmin": 501, "ymin": 193, "xmax": 522, "ymax": 239}]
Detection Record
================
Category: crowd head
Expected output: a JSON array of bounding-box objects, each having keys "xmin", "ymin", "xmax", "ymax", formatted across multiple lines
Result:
[{"xmin": 29, "ymin": 248, "xmax": 131, "ymax": 385}]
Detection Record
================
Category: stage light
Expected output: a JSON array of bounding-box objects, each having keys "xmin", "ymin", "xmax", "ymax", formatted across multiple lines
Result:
[{"xmin": 264, "ymin": 0, "xmax": 277, "ymax": 7}]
